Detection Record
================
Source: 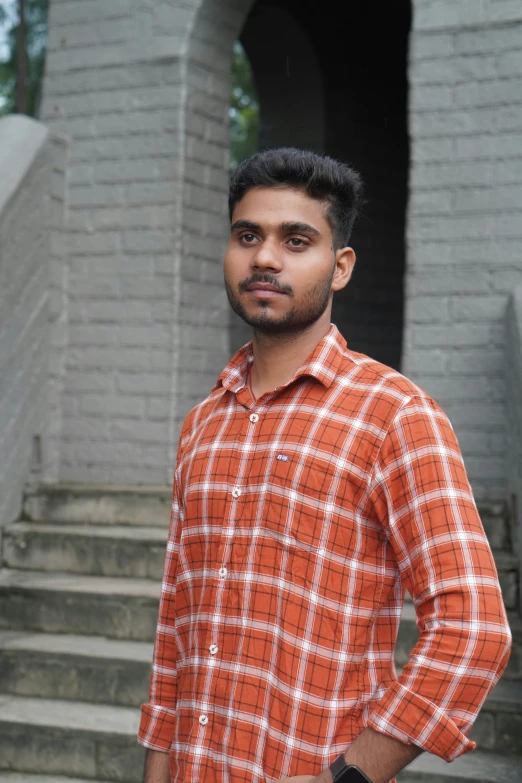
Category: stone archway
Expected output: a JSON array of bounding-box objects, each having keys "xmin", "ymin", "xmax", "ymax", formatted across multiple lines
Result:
[
  {"xmin": 40, "ymin": 0, "xmax": 409, "ymax": 486},
  {"xmin": 231, "ymin": 0, "xmax": 411, "ymax": 370}
]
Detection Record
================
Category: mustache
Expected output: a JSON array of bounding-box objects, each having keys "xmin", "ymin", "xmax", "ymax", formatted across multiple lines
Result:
[{"xmin": 238, "ymin": 274, "xmax": 293, "ymax": 296}]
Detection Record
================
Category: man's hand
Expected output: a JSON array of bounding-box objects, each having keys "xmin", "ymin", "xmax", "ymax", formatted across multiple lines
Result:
[
  {"xmin": 276, "ymin": 727, "xmax": 423, "ymax": 783},
  {"xmin": 142, "ymin": 748, "xmax": 170, "ymax": 783}
]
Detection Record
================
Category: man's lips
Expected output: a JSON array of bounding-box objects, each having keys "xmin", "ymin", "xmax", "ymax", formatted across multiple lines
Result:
[{"xmin": 244, "ymin": 283, "xmax": 287, "ymax": 296}]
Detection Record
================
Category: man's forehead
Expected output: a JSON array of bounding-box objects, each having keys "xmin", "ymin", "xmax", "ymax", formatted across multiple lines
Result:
[{"xmin": 231, "ymin": 186, "xmax": 330, "ymax": 228}]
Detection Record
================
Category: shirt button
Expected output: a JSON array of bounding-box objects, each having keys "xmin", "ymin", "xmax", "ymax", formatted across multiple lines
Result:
[
  {"xmin": 232, "ymin": 487, "xmax": 241, "ymax": 498},
  {"xmin": 209, "ymin": 644, "xmax": 218, "ymax": 655},
  {"xmin": 199, "ymin": 714, "xmax": 208, "ymax": 726},
  {"xmin": 219, "ymin": 567, "xmax": 228, "ymax": 577},
  {"xmin": 249, "ymin": 413, "xmax": 259, "ymax": 423}
]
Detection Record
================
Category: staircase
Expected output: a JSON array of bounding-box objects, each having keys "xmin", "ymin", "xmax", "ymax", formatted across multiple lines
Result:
[{"xmin": 0, "ymin": 486, "xmax": 521, "ymax": 783}]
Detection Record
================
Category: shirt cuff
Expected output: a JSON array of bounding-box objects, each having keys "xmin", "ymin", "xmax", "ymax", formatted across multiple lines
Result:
[
  {"xmin": 366, "ymin": 681, "xmax": 476, "ymax": 762},
  {"xmin": 138, "ymin": 702, "xmax": 177, "ymax": 752}
]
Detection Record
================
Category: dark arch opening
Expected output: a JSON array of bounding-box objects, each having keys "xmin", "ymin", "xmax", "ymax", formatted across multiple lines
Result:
[{"xmin": 231, "ymin": 0, "xmax": 411, "ymax": 369}]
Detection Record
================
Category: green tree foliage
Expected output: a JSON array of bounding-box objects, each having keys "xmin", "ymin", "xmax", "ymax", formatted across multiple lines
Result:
[
  {"xmin": 229, "ymin": 41, "xmax": 259, "ymax": 170},
  {"xmin": 0, "ymin": 0, "xmax": 49, "ymax": 117},
  {"xmin": 0, "ymin": 11, "xmax": 259, "ymax": 164}
]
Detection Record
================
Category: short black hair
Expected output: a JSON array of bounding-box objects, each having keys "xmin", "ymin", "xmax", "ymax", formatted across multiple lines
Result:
[{"xmin": 228, "ymin": 147, "xmax": 364, "ymax": 248}]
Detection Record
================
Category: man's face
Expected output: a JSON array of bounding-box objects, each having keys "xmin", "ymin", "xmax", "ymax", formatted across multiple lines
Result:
[{"xmin": 224, "ymin": 187, "xmax": 353, "ymax": 335}]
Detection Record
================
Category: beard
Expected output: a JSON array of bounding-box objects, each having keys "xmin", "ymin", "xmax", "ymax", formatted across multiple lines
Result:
[{"xmin": 225, "ymin": 269, "xmax": 335, "ymax": 336}]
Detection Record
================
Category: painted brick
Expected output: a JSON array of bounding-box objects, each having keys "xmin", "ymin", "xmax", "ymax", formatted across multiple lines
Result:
[
  {"xmin": 407, "ymin": 268, "xmax": 490, "ymax": 295},
  {"xmin": 454, "ymin": 78, "xmax": 522, "ymax": 109},
  {"xmin": 455, "ymin": 25, "xmax": 522, "ymax": 54},
  {"xmin": 0, "ymin": 117, "xmax": 63, "ymax": 527},
  {"xmin": 454, "ymin": 184, "xmax": 522, "ymax": 213},
  {"xmin": 68, "ymin": 346, "xmax": 152, "ymax": 372},
  {"xmin": 408, "ymin": 190, "xmax": 452, "ymax": 215},
  {"xmin": 416, "ymin": 0, "xmax": 522, "ymax": 30},
  {"xmin": 116, "ymin": 372, "xmax": 170, "ymax": 396},
  {"xmin": 406, "ymin": 296, "xmax": 450, "ymax": 323},
  {"xmin": 419, "ymin": 375, "xmax": 503, "ymax": 403},
  {"xmin": 401, "ymin": 350, "xmax": 447, "ymax": 376},
  {"xmin": 112, "ymin": 420, "xmax": 170, "ymax": 444},
  {"xmin": 410, "ymin": 32, "xmax": 454, "ymax": 60},
  {"xmin": 410, "ymin": 324, "xmax": 494, "ymax": 348},
  {"xmin": 451, "ymin": 295, "xmax": 507, "ymax": 322},
  {"xmin": 410, "ymin": 161, "xmax": 494, "ymax": 189},
  {"xmin": 448, "ymin": 348, "xmax": 504, "ymax": 375}
]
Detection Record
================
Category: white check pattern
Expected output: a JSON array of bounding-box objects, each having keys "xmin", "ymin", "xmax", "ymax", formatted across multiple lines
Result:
[{"xmin": 139, "ymin": 325, "xmax": 512, "ymax": 783}]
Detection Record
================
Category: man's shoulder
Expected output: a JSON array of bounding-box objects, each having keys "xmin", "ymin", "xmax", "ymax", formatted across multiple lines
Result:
[{"xmin": 338, "ymin": 347, "xmax": 436, "ymax": 411}]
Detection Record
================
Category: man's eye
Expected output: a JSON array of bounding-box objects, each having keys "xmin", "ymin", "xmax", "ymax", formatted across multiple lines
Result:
[
  {"xmin": 241, "ymin": 233, "xmax": 257, "ymax": 243},
  {"xmin": 288, "ymin": 237, "xmax": 305, "ymax": 247}
]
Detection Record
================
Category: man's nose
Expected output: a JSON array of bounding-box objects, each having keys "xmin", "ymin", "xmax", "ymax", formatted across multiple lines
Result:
[{"xmin": 251, "ymin": 239, "xmax": 282, "ymax": 272}]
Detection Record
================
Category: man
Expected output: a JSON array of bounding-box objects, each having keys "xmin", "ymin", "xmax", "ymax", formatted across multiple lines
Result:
[{"xmin": 138, "ymin": 148, "xmax": 512, "ymax": 783}]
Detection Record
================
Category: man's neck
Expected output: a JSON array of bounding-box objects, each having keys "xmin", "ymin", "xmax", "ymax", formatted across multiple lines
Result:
[{"xmin": 249, "ymin": 315, "xmax": 331, "ymax": 398}]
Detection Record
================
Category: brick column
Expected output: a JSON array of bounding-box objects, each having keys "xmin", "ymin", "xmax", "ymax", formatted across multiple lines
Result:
[
  {"xmin": 41, "ymin": 0, "xmax": 252, "ymax": 485},
  {"xmin": 405, "ymin": 0, "xmax": 522, "ymax": 502}
]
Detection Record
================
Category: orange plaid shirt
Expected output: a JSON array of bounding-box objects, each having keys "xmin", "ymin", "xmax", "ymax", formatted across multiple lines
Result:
[{"xmin": 138, "ymin": 325, "xmax": 511, "ymax": 782}]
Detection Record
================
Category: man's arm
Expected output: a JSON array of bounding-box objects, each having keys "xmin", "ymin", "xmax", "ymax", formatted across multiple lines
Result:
[
  {"xmin": 143, "ymin": 749, "xmax": 170, "ymax": 783},
  {"xmin": 362, "ymin": 395, "xmax": 511, "ymax": 763},
  {"xmin": 283, "ymin": 394, "xmax": 512, "ymax": 783},
  {"xmin": 316, "ymin": 727, "xmax": 421, "ymax": 783},
  {"xmin": 280, "ymin": 727, "xmax": 421, "ymax": 783}
]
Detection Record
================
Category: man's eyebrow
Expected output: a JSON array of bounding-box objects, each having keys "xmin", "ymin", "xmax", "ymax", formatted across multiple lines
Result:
[
  {"xmin": 230, "ymin": 219, "xmax": 321, "ymax": 236},
  {"xmin": 280, "ymin": 221, "xmax": 321, "ymax": 236},
  {"xmin": 230, "ymin": 219, "xmax": 261, "ymax": 233}
]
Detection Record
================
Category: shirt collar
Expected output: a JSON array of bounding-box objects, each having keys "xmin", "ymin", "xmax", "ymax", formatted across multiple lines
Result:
[{"xmin": 214, "ymin": 324, "xmax": 347, "ymax": 395}]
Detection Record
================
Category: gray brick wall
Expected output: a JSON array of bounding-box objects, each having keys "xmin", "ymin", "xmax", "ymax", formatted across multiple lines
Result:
[
  {"xmin": 0, "ymin": 116, "xmax": 63, "ymax": 529},
  {"xmin": 404, "ymin": 0, "xmax": 522, "ymax": 502},
  {"xmin": 38, "ymin": 0, "xmax": 522, "ymax": 501},
  {"xmin": 41, "ymin": 0, "xmax": 247, "ymax": 484}
]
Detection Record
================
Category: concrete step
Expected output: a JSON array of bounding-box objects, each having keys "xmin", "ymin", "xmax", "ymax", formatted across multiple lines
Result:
[
  {"xmin": 0, "ymin": 631, "xmax": 152, "ymax": 708},
  {"xmin": 0, "ymin": 624, "xmax": 519, "ymax": 754},
  {"xmin": 468, "ymin": 678, "xmax": 522, "ymax": 753},
  {"xmin": 2, "ymin": 523, "xmax": 517, "ymax": 604},
  {"xmin": 2, "ymin": 523, "xmax": 168, "ymax": 579},
  {"xmin": 0, "ymin": 570, "xmax": 160, "ymax": 641},
  {"xmin": 0, "ymin": 695, "xmax": 144, "ymax": 783},
  {"xmin": 0, "ymin": 776, "xmax": 115, "ymax": 783},
  {"xmin": 0, "ymin": 696, "xmax": 519, "ymax": 783},
  {"xmin": 398, "ymin": 749, "xmax": 522, "ymax": 783},
  {"xmin": 0, "ymin": 777, "xmax": 115, "ymax": 783},
  {"xmin": 23, "ymin": 484, "xmax": 171, "ymax": 527},
  {"xmin": 21, "ymin": 488, "xmax": 509, "ymax": 543}
]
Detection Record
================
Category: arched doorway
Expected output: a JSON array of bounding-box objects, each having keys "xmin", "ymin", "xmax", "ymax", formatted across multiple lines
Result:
[{"xmin": 231, "ymin": 0, "xmax": 411, "ymax": 370}]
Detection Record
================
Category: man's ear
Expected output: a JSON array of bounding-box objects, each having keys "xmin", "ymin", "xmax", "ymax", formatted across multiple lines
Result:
[{"xmin": 331, "ymin": 247, "xmax": 356, "ymax": 292}]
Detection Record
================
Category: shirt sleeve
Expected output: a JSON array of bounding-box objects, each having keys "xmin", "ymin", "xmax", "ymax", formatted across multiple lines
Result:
[
  {"xmin": 366, "ymin": 394, "xmax": 512, "ymax": 762},
  {"xmin": 138, "ymin": 449, "xmax": 185, "ymax": 752}
]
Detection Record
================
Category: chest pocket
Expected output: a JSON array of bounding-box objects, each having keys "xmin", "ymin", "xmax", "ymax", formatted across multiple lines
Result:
[{"xmin": 263, "ymin": 447, "xmax": 342, "ymax": 553}]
